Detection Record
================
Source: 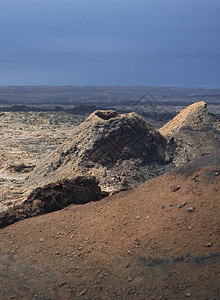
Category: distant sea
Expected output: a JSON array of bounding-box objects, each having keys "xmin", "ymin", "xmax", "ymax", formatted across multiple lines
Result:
[{"xmin": 1, "ymin": 40, "xmax": 220, "ymax": 88}]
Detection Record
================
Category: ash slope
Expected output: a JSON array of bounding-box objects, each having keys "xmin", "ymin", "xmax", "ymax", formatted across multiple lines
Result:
[{"xmin": 0, "ymin": 155, "xmax": 219, "ymax": 300}]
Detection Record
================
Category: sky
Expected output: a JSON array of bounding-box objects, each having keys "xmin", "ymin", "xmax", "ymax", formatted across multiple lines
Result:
[{"xmin": 0, "ymin": 0, "xmax": 220, "ymax": 87}]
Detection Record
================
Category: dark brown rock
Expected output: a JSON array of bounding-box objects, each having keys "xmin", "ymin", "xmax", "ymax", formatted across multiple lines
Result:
[
  {"xmin": 0, "ymin": 176, "xmax": 102, "ymax": 228},
  {"xmin": 7, "ymin": 163, "xmax": 35, "ymax": 173}
]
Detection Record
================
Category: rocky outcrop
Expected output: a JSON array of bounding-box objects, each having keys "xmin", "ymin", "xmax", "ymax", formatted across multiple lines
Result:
[
  {"xmin": 0, "ymin": 176, "xmax": 102, "ymax": 228},
  {"xmin": 159, "ymin": 101, "xmax": 219, "ymax": 136},
  {"xmin": 29, "ymin": 110, "xmax": 169, "ymax": 192},
  {"xmin": 159, "ymin": 101, "xmax": 220, "ymax": 167}
]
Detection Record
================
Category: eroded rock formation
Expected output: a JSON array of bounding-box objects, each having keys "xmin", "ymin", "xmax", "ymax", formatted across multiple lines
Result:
[
  {"xmin": 160, "ymin": 101, "xmax": 219, "ymax": 135},
  {"xmin": 29, "ymin": 110, "xmax": 169, "ymax": 192},
  {"xmin": 159, "ymin": 101, "xmax": 220, "ymax": 166}
]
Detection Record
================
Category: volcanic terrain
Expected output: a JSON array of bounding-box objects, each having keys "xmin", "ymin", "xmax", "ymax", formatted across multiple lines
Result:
[{"xmin": 0, "ymin": 99, "xmax": 219, "ymax": 299}]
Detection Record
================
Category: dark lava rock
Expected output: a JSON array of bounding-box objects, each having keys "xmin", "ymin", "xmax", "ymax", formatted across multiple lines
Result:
[
  {"xmin": 27, "ymin": 176, "xmax": 102, "ymax": 208},
  {"xmin": 0, "ymin": 176, "xmax": 102, "ymax": 229},
  {"xmin": 8, "ymin": 163, "xmax": 35, "ymax": 173},
  {"xmin": 187, "ymin": 207, "xmax": 196, "ymax": 213}
]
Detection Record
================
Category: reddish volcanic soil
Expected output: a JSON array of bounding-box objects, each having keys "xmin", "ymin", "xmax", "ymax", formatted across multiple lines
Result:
[{"xmin": 0, "ymin": 162, "xmax": 219, "ymax": 299}]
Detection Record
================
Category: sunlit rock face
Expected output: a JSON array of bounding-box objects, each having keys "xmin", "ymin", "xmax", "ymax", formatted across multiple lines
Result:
[{"xmin": 159, "ymin": 102, "xmax": 220, "ymax": 166}]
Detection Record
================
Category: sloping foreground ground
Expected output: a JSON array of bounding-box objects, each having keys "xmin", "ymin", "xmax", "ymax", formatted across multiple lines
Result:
[{"xmin": 0, "ymin": 155, "xmax": 219, "ymax": 300}]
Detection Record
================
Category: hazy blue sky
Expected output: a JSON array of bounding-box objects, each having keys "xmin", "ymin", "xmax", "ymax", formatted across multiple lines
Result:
[{"xmin": 0, "ymin": 0, "xmax": 220, "ymax": 86}]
